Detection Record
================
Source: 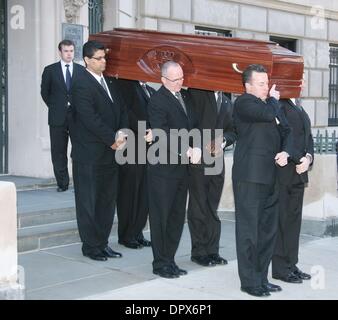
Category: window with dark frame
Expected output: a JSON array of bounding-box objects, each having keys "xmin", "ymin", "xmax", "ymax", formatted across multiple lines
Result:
[
  {"xmin": 329, "ymin": 44, "xmax": 338, "ymax": 126},
  {"xmin": 195, "ymin": 26, "xmax": 232, "ymax": 38},
  {"xmin": 88, "ymin": 0, "xmax": 104, "ymax": 34},
  {"xmin": 269, "ymin": 36, "xmax": 297, "ymax": 52}
]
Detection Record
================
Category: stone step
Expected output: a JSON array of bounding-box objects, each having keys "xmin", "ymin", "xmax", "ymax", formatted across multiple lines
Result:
[
  {"xmin": 18, "ymin": 221, "xmax": 119, "ymax": 253},
  {"xmin": 18, "ymin": 220, "xmax": 80, "ymax": 253},
  {"xmin": 18, "ymin": 207, "xmax": 76, "ymax": 228},
  {"xmin": 0, "ymin": 175, "xmax": 60, "ymax": 191}
]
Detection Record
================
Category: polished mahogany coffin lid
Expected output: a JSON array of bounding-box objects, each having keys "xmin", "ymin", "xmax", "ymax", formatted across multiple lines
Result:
[{"xmin": 89, "ymin": 28, "xmax": 304, "ymax": 98}]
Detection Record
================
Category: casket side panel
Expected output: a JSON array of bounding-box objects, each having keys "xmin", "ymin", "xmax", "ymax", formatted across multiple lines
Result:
[{"xmin": 89, "ymin": 29, "xmax": 303, "ymax": 98}]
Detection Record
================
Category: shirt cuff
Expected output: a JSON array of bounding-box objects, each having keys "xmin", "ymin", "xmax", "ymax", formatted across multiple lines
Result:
[
  {"xmin": 221, "ymin": 138, "xmax": 227, "ymax": 149},
  {"xmin": 306, "ymin": 153, "xmax": 313, "ymax": 164}
]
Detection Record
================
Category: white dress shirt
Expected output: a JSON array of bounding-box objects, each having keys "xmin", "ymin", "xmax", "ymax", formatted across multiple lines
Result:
[
  {"xmin": 86, "ymin": 69, "xmax": 113, "ymax": 101},
  {"xmin": 60, "ymin": 60, "xmax": 73, "ymax": 83}
]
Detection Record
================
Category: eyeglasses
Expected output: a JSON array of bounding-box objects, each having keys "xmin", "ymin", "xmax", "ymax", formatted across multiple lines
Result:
[
  {"xmin": 162, "ymin": 76, "xmax": 184, "ymax": 83},
  {"xmin": 91, "ymin": 56, "xmax": 106, "ymax": 61}
]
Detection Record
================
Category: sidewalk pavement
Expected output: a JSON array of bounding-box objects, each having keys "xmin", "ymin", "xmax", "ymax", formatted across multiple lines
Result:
[
  {"xmin": 8, "ymin": 175, "xmax": 337, "ymax": 300},
  {"xmin": 18, "ymin": 217, "xmax": 338, "ymax": 300}
]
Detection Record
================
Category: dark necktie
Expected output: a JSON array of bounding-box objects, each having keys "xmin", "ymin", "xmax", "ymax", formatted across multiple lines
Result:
[
  {"xmin": 141, "ymin": 83, "xmax": 151, "ymax": 98},
  {"xmin": 175, "ymin": 91, "xmax": 187, "ymax": 115},
  {"xmin": 65, "ymin": 64, "xmax": 71, "ymax": 91},
  {"xmin": 216, "ymin": 91, "xmax": 222, "ymax": 114},
  {"xmin": 100, "ymin": 77, "xmax": 113, "ymax": 101},
  {"xmin": 295, "ymin": 98, "xmax": 303, "ymax": 111}
]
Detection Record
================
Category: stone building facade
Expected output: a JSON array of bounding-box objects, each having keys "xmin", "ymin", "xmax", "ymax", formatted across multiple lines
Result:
[{"xmin": 2, "ymin": 0, "xmax": 338, "ymax": 179}]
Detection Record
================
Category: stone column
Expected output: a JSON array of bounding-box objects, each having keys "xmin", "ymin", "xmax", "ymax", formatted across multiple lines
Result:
[
  {"xmin": 7, "ymin": 0, "xmax": 58, "ymax": 177},
  {"xmin": 0, "ymin": 182, "xmax": 24, "ymax": 299}
]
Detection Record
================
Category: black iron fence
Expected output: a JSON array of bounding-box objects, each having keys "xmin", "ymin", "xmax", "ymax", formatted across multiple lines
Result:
[
  {"xmin": 313, "ymin": 130, "xmax": 338, "ymax": 154},
  {"xmin": 88, "ymin": 0, "xmax": 103, "ymax": 34}
]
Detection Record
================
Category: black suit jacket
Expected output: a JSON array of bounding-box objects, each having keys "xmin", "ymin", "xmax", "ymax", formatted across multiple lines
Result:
[
  {"xmin": 116, "ymin": 80, "xmax": 156, "ymax": 133},
  {"xmin": 277, "ymin": 99, "xmax": 314, "ymax": 184},
  {"xmin": 232, "ymin": 93, "xmax": 291, "ymax": 185},
  {"xmin": 148, "ymin": 86, "xmax": 196, "ymax": 178},
  {"xmin": 187, "ymin": 89, "xmax": 237, "ymax": 148},
  {"xmin": 70, "ymin": 71, "xmax": 128, "ymax": 165},
  {"xmin": 41, "ymin": 61, "xmax": 85, "ymax": 126}
]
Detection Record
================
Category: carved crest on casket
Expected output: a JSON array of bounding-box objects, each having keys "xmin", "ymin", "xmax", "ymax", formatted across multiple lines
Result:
[{"xmin": 138, "ymin": 46, "xmax": 195, "ymax": 76}]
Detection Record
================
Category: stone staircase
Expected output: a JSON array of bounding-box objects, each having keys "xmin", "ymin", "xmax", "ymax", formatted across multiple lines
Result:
[
  {"xmin": 1, "ymin": 175, "xmax": 80, "ymax": 253},
  {"xmin": 17, "ymin": 206, "xmax": 79, "ymax": 253}
]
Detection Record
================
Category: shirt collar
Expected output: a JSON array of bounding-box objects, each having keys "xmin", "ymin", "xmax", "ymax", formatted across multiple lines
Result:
[
  {"xmin": 60, "ymin": 60, "xmax": 73, "ymax": 68},
  {"xmin": 86, "ymin": 69, "xmax": 103, "ymax": 83}
]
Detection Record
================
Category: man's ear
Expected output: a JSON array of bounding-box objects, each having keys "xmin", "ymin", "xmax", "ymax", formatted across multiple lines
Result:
[
  {"xmin": 84, "ymin": 57, "xmax": 89, "ymax": 66},
  {"xmin": 244, "ymin": 82, "xmax": 250, "ymax": 92}
]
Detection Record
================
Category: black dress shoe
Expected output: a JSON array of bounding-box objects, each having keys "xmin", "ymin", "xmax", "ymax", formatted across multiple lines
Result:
[
  {"xmin": 241, "ymin": 286, "xmax": 270, "ymax": 297},
  {"xmin": 293, "ymin": 268, "xmax": 311, "ymax": 280},
  {"xmin": 83, "ymin": 252, "xmax": 108, "ymax": 261},
  {"xmin": 172, "ymin": 264, "xmax": 188, "ymax": 276},
  {"xmin": 191, "ymin": 256, "xmax": 216, "ymax": 267},
  {"xmin": 153, "ymin": 267, "xmax": 179, "ymax": 279},
  {"xmin": 272, "ymin": 273, "xmax": 303, "ymax": 283},
  {"xmin": 57, "ymin": 187, "xmax": 68, "ymax": 192},
  {"xmin": 138, "ymin": 238, "xmax": 151, "ymax": 247},
  {"xmin": 102, "ymin": 246, "xmax": 122, "ymax": 258},
  {"xmin": 208, "ymin": 254, "xmax": 228, "ymax": 265},
  {"xmin": 119, "ymin": 240, "xmax": 143, "ymax": 249},
  {"xmin": 262, "ymin": 282, "xmax": 282, "ymax": 292}
]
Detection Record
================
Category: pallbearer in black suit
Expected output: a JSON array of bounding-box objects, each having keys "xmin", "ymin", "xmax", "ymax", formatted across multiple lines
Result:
[
  {"xmin": 148, "ymin": 61, "xmax": 200, "ymax": 279},
  {"xmin": 41, "ymin": 40, "xmax": 85, "ymax": 192},
  {"xmin": 272, "ymin": 81, "xmax": 314, "ymax": 283},
  {"xmin": 232, "ymin": 64, "xmax": 292, "ymax": 297},
  {"xmin": 187, "ymin": 89, "xmax": 236, "ymax": 267},
  {"xmin": 116, "ymin": 79, "xmax": 155, "ymax": 249},
  {"xmin": 70, "ymin": 41, "xmax": 128, "ymax": 261}
]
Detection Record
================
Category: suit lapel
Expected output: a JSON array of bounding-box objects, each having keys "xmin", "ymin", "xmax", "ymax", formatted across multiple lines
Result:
[
  {"xmin": 86, "ymin": 72, "xmax": 114, "ymax": 104},
  {"xmin": 106, "ymin": 77, "xmax": 119, "ymax": 104},
  {"xmin": 180, "ymin": 90, "xmax": 191, "ymax": 122},
  {"xmin": 71, "ymin": 64, "xmax": 82, "ymax": 88},
  {"xmin": 137, "ymin": 83, "xmax": 150, "ymax": 102},
  {"xmin": 288, "ymin": 99, "xmax": 311, "ymax": 149},
  {"xmin": 56, "ymin": 62, "xmax": 67, "ymax": 92},
  {"xmin": 219, "ymin": 96, "xmax": 228, "ymax": 115},
  {"xmin": 162, "ymin": 87, "xmax": 188, "ymax": 119},
  {"xmin": 135, "ymin": 83, "xmax": 149, "ymax": 115},
  {"xmin": 300, "ymin": 108, "xmax": 312, "ymax": 149},
  {"xmin": 147, "ymin": 84, "xmax": 156, "ymax": 96},
  {"xmin": 207, "ymin": 91, "xmax": 218, "ymax": 128}
]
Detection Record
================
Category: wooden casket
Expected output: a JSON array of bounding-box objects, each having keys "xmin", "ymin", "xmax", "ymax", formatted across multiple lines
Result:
[{"xmin": 89, "ymin": 28, "xmax": 304, "ymax": 98}]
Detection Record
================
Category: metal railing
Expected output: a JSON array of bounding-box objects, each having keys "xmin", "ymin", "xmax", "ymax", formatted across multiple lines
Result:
[
  {"xmin": 313, "ymin": 130, "xmax": 338, "ymax": 154},
  {"xmin": 88, "ymin": 0, "xmax": 103, "ymax": 34}
]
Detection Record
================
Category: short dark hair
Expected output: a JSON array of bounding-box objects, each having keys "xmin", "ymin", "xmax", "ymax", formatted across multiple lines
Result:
[
  {"xmin": 58, "ymin": 39, "xmax": 75, "ymax": 51},
  {"xmin": 82, "ymin": 40, "xmax": 105, "ymax": 59},
  {"xmin": 242, "ymin": 64, "xmax": 267, "ymax": 87}
]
